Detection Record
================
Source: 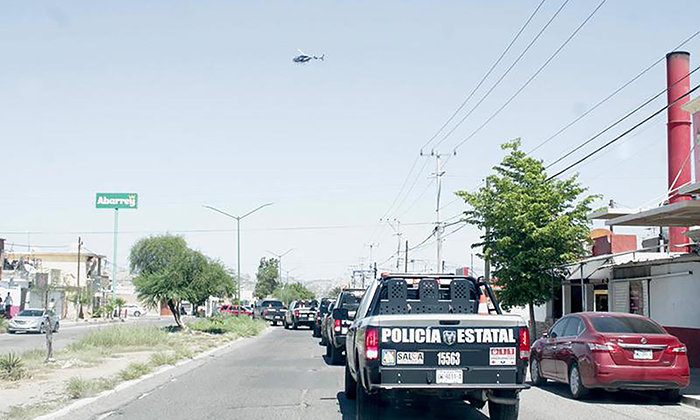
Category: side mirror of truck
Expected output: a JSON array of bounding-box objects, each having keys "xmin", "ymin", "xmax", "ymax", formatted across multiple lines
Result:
[
  {"xmin": 332, "ymin": 308, "xmax": 349, "ymax": 319},
  {"xmin": 541, "ymin": 332, "xmax": 548, "ymax": 339}
]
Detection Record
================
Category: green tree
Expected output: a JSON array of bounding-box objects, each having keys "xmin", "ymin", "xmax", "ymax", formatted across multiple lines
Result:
[
  {"xmin": 253, "ymin": 257, "xmax": 280, "ymax": 299},
  {"xmin": 457, "ymin": 140, "xmax": 596, "ymax": 338},
  {"xmin": 273, "ymin": 282, "xmax": 316, "ymax": 306},
  {"xmin": 114, "ymin": 297, "xmax": 127, "ymax": 319},
  {"xmin": 328, "ymin": 286, "xmax": 342, "ymax": 299},
  {"xmin": 130, "ymin": 235, "xmax": 235, "ymax": 329}
]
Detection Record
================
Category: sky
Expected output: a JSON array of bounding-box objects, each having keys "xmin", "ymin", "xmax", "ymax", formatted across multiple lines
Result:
[{"xmin": 1, "ymin": 0, "xmax": 699, "ymax": 285}]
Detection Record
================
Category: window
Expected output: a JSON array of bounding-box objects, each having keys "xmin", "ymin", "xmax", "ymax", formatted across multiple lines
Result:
[
  {"xmin": 590, "ymin": 316, "xmax": 664, "ymax": 334},
  {"xmin": 629, "ymin": 280, "xmax": 645, "ymax": 315},
  {"xmin": 563, "ymin": 317, "xmax": 584, "ymax": 337},
  {"xmin": 550, "ymin": 318, "xmax": 570, "ymax": 338}
]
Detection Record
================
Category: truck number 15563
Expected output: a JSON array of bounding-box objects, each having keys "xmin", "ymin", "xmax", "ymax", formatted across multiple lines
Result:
[{"xmin": 437, "ymin": 352, "xmax": 460, "ymax": 366}]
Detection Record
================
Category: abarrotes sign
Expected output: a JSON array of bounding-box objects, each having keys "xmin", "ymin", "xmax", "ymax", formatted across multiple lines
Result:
[{"xmin": 95, "ymin": 193, "xmax": 138, "ymax": 209}]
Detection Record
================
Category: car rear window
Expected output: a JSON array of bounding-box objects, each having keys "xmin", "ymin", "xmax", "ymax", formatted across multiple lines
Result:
[
  {"xmin": 591, "ymin": 316, "xmax": 665, "ymax": 334},
  {"xmin": 339, "ymin": 293, "xmax": 363, "ymax": 310},
  {"xmin": 263, "ymin": 301, "xmax": 284, "ymax": 308},
  {"xmin": 18, "ymin": 310, "xmax": 43, "ymax": 317}
]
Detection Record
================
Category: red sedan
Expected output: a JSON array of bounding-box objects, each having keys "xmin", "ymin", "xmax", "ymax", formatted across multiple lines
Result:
[
  {"xmin": 530, "ymin": 312, "xmax": 689, "ymax": 401},
  {"xmin": 219, "ymin": 305, "xmax": 253, "ymax": 316}
]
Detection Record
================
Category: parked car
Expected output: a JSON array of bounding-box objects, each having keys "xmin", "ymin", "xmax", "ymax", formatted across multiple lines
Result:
[
  {"xmin": 312, "ymin": 298, "xmax": 332, "ymax": 338},
  {"xmin": 122, "ymin": 304, "xmax": 146, "ymax": 317},
  {"xmin": 226, "ymin": 305, "xmax": 252, "ymax": 316},
  {"xmin": 283, "ymin": 299, "xmax": 317, "ymax": 329},
  {"xmin": 7, "ymin": 309, "xmax": 59, "ymax": 334},
  {"xmin": 253, "ymin": 299, "xmax": 287, "ymax": 325},
  {"xmin": 320, "ymin": 301, "xmax": 336, "ymax": 346},
  {"xmin": 324, "ymin": 288, "xmax": 365, "ymax": 364},
  {"xmin": 530, "ymin": 312, "xmax": 689, "ymax": 401},
  {"xmin": 345, "ymin": 274, "xmax": 529, "ymax": 420}
]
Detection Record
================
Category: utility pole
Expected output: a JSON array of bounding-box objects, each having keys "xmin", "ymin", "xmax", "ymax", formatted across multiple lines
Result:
[
  {"xmin": 365, "ymin": 243, "xmax": 378, "ymax": 270},
  {"xmin": 383, "ymin": 219, "xmax": 403, "ymax": 270},
  {"xmin": 268, "ymin": 249, "xmax": 294, "ymax": 286},
  {"xmin": 404, "ymin": 240, "xmax": 409, "ymax": 272},
  {"xmin": 484, "ymin": 178, "xmax": 491, "ymax": 283},
  {"xmin": 422, "ymin": 150, "xmax": 451, "ymax": 272},
  {"xmin": 77, "ymin": 237, "xmax": 84, "ymax": 319}
]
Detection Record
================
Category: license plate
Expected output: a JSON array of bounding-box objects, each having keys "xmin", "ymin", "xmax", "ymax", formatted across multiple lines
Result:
[
  {"xmin": 436, "ymin": 369, "xmax": 463, "ymax": 384},
  {"xmin": 633, "ymin": 349, "xmax": 653, "ymax": 360}
]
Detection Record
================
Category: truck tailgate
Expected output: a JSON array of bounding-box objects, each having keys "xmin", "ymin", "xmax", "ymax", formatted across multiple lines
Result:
[{"xmin": 372, "ymin": 314, "xmax": 527, "ymax": 388}]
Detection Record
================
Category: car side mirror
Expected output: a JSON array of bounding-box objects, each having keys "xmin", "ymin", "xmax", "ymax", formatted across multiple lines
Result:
[
  {"xmin": 541, "ymin": 332, "xmax": 548, "ymax": 339},
  {"xmin": 549, "ymin": 332, "xmax": 557, "ymax": 339},
  {"xmin": 332, "ymin": 308, "xmax": 349, "ymax": 319}
]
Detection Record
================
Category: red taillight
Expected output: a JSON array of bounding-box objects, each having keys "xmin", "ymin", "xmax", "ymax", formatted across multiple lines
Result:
[
  {"xmin": 519, "ymin": 328, "xmax": 530, "ymax": 361},
  {"xmin": 365, "ymin": 328, "xmax": 379, "ymax": 360},
  {"xmin": 334, "ymin": 319, "xmax": 342, "ymax": 332},
  {"xmin": 265, "ymin": 309, "xmax": 270, "ymax": 315},
  {"xmin": 587, "ymin": 342, "xmax": 621, "ymax": 353},
  {"xmin": 294, "ymin": 310, "xmax": 300, "ymax": 317},
  {"xmin": 316, "ymin": 312, "xmax": 321, "ymax": 320},
  {"xmin": 667, "ymin": 344, "xmax": 687, "ymax": 354}
]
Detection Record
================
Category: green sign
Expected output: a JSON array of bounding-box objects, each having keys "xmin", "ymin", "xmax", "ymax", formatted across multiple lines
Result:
[{"xmin": 95, "ymin": 193, "xmax": 138, "ymax": 209}]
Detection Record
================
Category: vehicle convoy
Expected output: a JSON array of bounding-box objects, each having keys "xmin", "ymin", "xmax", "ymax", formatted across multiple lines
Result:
[
  {"xmin": 345, "ymin": 274, "xmax": 530, "ymax": 420},
  {"xmin": 530, "ymin": 312, "xmax": 690, "ymax": 401},
  {"xmin": 253, "ymin": 299, "xmax": 287, "ymax": 325},
  {"xmin": 313, "ymin": 298, "xmax": 332, "ymax": 338},
  {"xmin": 320, "ymin": 301, "xmax": 336, "ymax": 346},
  {"xmin": 284, "ymin": 299, "xmax": 317, "ymax": 329},
  {"xmin": 325, "ymin": 288, "xmax": 365, "ymax": 365}
]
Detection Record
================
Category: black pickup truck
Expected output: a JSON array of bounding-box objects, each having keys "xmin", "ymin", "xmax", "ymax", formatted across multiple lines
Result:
[
  {"xmin": 253, "ymin": 299, "xmax": 286, "ymax": 326},
  {"xmin": 345, "ymin": 274, "xmax": 530, "ymax": 420},
  {"xmin": 313, "ymin": 298, "xmax": 332, "ymax": 338},
  {"xmin": 325, "ymin": 288, "xmax": 365, "ymax": 365}
]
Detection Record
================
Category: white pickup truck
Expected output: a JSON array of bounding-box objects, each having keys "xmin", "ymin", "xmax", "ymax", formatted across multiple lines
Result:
[{"xmin": 345, "ymin": 273, "xmax": 530, "ymax": 420}]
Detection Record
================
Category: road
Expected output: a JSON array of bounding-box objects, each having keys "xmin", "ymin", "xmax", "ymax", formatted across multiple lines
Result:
[
  {"xmin": 59, "ymin": 326, "xmax": 699, "ymax": 420},
  {"xmin": 0, "ymin": 316, "xmax": 177, "ymax": 354}
]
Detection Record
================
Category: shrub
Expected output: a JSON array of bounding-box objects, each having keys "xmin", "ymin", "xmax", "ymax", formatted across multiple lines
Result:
[
  {"xmin": 150, "ymin": 352, "xmax": 179, "ymax": 367},
  {"xmin": 66, "ymin": 376, "xmax": 118, "ymax": 399},
  {"xmin": 0, "ymin": 318, "xmax": 8, "ymax": 334},
  {"xmin": 119, "ymin": 362, "xmax": 153, "ymax": 381},
  {"xmin": 0, "ymin": 353, "xmax": 27, "ymax": 381},
  {"xmin": 188, "ymin": 316, "xmax": 266, "ymax": 336}
]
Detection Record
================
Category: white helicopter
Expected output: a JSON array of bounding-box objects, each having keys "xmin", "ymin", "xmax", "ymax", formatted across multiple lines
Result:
[{"xmin": 292, "ymin": 49, "xmax": 325, "ymax": 64}]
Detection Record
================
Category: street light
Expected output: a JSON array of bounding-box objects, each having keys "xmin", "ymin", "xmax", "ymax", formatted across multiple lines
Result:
[
  {"xmin": 203, "ymin": 202, "xmax": 274, "ymax": 303},
  {"xmin": 267, "ymin": 248, "xmax": 294, "ymax": 284}
]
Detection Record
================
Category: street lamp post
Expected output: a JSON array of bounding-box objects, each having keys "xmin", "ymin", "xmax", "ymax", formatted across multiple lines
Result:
[
  {"xmin": 204, "ymin": 203, "xmax": 274, "ymax": 303},
  {"xmin": 267, "ymin": 249, "xmax": 294, "ymax": 285}
]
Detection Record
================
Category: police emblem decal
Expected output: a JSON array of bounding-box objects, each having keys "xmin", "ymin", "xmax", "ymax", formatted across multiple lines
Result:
[{"xmin": 442, "ymin": 330, "xmax": 456, "ymax": 346}]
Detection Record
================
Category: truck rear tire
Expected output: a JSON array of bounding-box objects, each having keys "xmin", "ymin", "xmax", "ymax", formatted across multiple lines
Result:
[
  {"xmin": 356, "ymin": 379, "xmax": 379, "ymax": 420},
  {"xmin": 344, "ymin": 363, "xmax": 357, "ymax": 400},
  {"xmin": 330, "ymin": 344, "xmax": 343, "ymax": 365},
  {"xmin": 326, "ymin": 343, "xmax": 332, "ymax": 358},
  {"xmin": 284, "ymin": 320, "xmax": 289, "ymax": 329},
  {"xmin": 488, "ymin": 391, "xmax": 519, "ymax": 420}
]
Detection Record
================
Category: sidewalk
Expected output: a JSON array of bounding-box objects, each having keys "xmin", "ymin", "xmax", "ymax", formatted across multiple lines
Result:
[
  {"xmin": 682, "ymin": 368, "xmax": 700, "ymax": 408},
  {"xmin": 59, "ymin": 314, "xmax": 162, "ymax": 329}
]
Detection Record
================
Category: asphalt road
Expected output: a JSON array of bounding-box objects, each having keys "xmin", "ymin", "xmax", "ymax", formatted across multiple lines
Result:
[
  {"xmin": 58, "ymin": 325, "xmax": 700, "ymax": 420},
  {"xmin": 0, "ymin": 315, "xmax": 177, "ymax": 354}
]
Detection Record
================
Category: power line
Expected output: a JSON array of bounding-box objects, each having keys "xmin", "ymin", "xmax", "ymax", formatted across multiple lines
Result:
[
  {"xmin": 433, "ymin": 0, "xmax": 569, "ymax": 150},
  {"xmin": 422, "ymin": 0, "xmax": 549, "ymax": 151},
  {"xmin": 547, "ymin": 83, "xmax": 700, "ymax": 181},
  {"xmin": 545, "ymin": 63, "xmax": 700, "ymax": 169},
  {"xmin": 451, "ymin": 0, "xmax": 607, "ymax": 153},
  {"xmin": 528, "ymin": 28, "xmax": 700, "ymax": 155}
]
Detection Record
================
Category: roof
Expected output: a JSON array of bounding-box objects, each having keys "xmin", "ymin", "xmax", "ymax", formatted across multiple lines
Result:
[
  {"xmin": 682, "ymin": 96, "xmax": 700, "ymax": 114},
  {"xmin": 605, "ymin": 200, "xmax": 700, "ymax": 227},
  {"xmin": 587, "ymin": 207, "xmax": 636, "ymax": 220},
  {"xmin": 565, "ymin": 251, "xmax": 674, "ymax": 282},
  {"xmin": 4, "ymin": 251, "xmax": 106, "ymax": 259},
  {"xmin": 679, "ymin": 182, "xmax": 700, "ymax": 195}
]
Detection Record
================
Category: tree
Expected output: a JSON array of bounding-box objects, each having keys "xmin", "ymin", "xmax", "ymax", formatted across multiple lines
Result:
[
  {"xmin": 114, "ymin": 297, "xmax": 127, "ymax": 319},
  {"xmin": 328, "ymin": 286, "xmax": 342, "ymax": 299},
  {"xmin": 273, "ymin": 282, "xmax": 316, "ymax": 306},
  {"xmin": 253, "ymin": 257, "xmax": 280, "ymax": 299},
  {"xmin": 130, "ymin": 235, "xmax": 235, "ymax": 329},
  {"xmin": 457, "ymin": 140, "xmax": 596, "ymax": 339}
]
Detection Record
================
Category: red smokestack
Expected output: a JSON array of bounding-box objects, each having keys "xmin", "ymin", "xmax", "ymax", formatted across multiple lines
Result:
[{"xmin": 666, "ymin": 51, "xmax": 692, "ymax": 252}]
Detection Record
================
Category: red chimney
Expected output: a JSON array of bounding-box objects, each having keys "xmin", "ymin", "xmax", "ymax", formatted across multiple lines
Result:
[{"xmin": 666, "ymin": 51, "xmax": 692, "ymax": 252}]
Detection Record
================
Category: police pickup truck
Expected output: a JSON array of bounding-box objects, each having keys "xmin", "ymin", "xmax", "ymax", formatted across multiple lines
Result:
[
  {"xmin": 283, "ymin": 299, "xmax": 317, "ymax": 329},
  {"xmin": 345, "ymin": 274, "xmax": 530, "ymax": 420},
  {"xmin": 325, "ymin": 288, "xmax": 365, "ymax": 365}
]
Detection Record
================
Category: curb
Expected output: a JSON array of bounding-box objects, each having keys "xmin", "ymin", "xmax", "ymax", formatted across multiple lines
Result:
[
  {"xmin": 682, "ymin": 395, "xmax": 700, "ymax": 409},
  {"xmin": 33, "ymin": 327, "xmax": 271, "ymax": 420}
]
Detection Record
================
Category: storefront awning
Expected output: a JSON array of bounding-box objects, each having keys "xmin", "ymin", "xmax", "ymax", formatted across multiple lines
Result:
[
  {"xmin": 679, "ymin": 182, "xmax": 700, "ymax": 196},
  {"xmin": 606, "ymin": 200, "xmax": 700, "ymax": 227}
]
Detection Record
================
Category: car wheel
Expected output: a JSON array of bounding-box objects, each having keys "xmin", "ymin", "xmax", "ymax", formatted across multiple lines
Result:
[
  {"xmin": 284, "ymin": 320, "xmax": 289, "ymax": 329},
  {"xmin": 487, "ymin": 390, "xmax": 519, "ymax": 420},
  {"xmin": 326, "ymin": 342, "xmax": 332, "ymax": 358},
  {"xmin": 292, "ymin": 321, "xmax": 298, "ymax": 330},
  {"xmin": 356, "ymin": 376, "xmax": 379, "ymax": 420},
  {"xmin": 331, "ymin": 344, "xmax": 343, "ymax": 365},
  {"xmin": 568, "ymin": 363, "xmax": 590, "ymax": 399},
  {"xmin": 133, "ymin": 311, "xmax": 141, "ymax": 317},
  {"xmin": 39, "ymin": 323, "xmax": 46, "ymax": 334},
  {"xmin": 8, "ymin": 330, "xmax": 16, "ymax": 334},
  {"xmin": 530, "ymin": 358, "xmax": 546, "ymax": 385},
  {"xmin": 320, "ymin": 334, "xmax": 327, "ymax": 346},
  {"xmin": 53, "ymin": 322, "xmax": 59, "ymax": 333},
  {"xmin": 658, "ymin": 389, "xmax": 681, "ymax": 403},
  {"xmin": 345, "ymin": 363, "xmax": 357, "ymax": 400}
]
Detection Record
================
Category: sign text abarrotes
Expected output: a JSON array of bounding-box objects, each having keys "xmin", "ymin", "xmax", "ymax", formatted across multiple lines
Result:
[
  {"xmin": 381, "ymin": 327, "xmax": 516, "ymax": 345},
  {"xmin": 95, "ymin": 193, "xmax": 138, "ymax": 209}
]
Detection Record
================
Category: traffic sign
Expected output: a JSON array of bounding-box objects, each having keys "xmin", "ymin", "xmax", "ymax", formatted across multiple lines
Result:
[{"xmin": 95, "ymin": 193, "xmax": 138, "ymax": 209}]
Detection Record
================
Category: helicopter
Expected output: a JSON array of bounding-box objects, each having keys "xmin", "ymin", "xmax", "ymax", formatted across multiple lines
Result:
[{"xmin": 292, "ymin": 49, "xmax": 325, "ymax": 64}]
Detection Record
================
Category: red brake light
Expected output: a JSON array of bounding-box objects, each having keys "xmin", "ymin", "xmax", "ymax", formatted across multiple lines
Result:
[
  {"xmin": 294, "ymin": 310, "xmax": 300, "ymax": 317},
  {"xmin": 519, "ymin": 328, "xmax": 530, "ymax": 361},
  {"xmin": 365, "ymin": 328, "xmax": 379, "ymax": 360},
  {"xmin": 334, "ymin": 319, "xmax": 342, "ymax": 332},
  {"xmin": 265, "ymin": 309, "xmax": 269, "ymax": 315},
  {"xmin": 587, "ymin": 342, "xmax": 621, "ymax": 353}
]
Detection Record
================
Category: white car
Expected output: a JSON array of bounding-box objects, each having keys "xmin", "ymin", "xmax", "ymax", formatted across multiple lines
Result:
[{"xmin": 122, "ymin": 304, "xmax": 147, "ymax": 317}]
